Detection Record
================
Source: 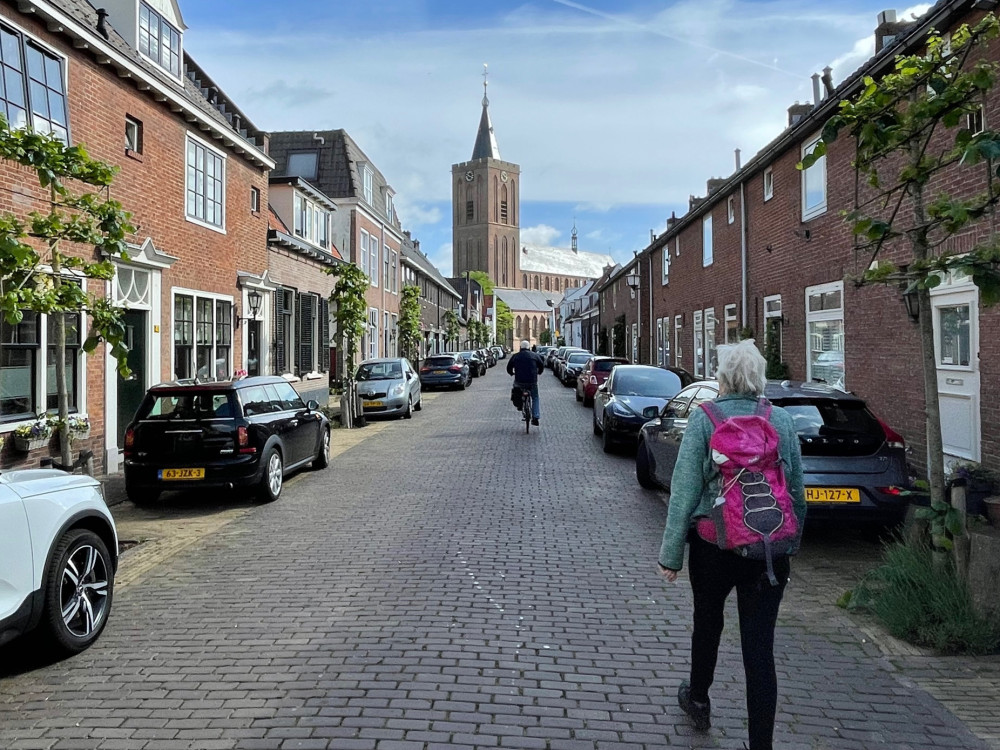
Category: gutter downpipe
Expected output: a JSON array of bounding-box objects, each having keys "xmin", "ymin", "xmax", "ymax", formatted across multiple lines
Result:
[
  {"xmin": 740, "ymin": 179, "xmax": 748, "ymax": 332},
  {"xmin": 648, "ymin": 252, "xmax": 654, "ymax": 364}
]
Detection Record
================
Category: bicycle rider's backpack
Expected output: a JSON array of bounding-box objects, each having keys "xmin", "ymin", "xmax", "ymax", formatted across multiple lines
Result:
[{"xmin": 694, "ymin": 398, "xmax": 799, "ymax": 586}]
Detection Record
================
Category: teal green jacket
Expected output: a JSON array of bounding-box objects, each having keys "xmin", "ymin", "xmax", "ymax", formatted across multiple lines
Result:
[{"xmin": 658, "ymin": 394, "xmax": 807, "ymax": 571}]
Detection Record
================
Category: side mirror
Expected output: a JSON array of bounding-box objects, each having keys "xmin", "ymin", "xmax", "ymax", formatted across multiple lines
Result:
[
  {"xmin": 642, "ymin": 406, "xmax": 659, "ymax": 419},
  {"xmin": 306, "ymin": 399, "xmax": 320, "ymax": 411},
  {"xmin": 661, "ymin": 407, "xmax": 678, "ymax": 419}
]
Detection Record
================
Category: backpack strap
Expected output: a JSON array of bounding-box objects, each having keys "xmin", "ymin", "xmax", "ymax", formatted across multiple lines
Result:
[
  {"xmin": 700, "ymin": 400, "xmax": 724, "ymax": 427},
  {"xmin": 755, "ymin": 397, "xmax": 772, "ymax": 420}
]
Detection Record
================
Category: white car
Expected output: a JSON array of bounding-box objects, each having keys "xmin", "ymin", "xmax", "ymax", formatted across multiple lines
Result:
[{"xmin": 0, "ymin": 469, "xmax": 118, "ymax": 655}]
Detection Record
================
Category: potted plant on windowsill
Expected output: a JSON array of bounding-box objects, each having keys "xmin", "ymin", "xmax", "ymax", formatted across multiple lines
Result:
[
  {"xmin": 65, "ymin": 414, "xmax": 90, "ymax": 442},
  {"xmin": 12, "ymin": 418, "xmax": 53, "ymax": 452},
  {"xmin": 949, "ymin": 461, "xmax": 1000, "ymax": 517}
]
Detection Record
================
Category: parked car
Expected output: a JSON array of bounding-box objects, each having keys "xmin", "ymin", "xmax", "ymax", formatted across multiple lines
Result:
[
  {"xmin": 491, "ymin": 346, "xmax": 507, "ymax": 360},
  {"xmin": 546, "ymin": 346, "xmax": 566, "ymax": 369},
  {"xmin": 479, "ymin": 348, "xmax": 497, "ymax": 367},
  {"xmin": 553, "ymin": 347, "xmax": 589, "ymax": 380},
  {"xmin": 0, "ymin": 469, "xmax": 118, "ymax": 655},
  {"xmin": 634, "ymin": 380, "xmax": 910, "ymax": 523},
  {"xmin": 123, "ymin": 376, "xmax": 330, "ymax": 505},
  {"xmin": 811, "ymin": 350, "xmax": 845, "ymax": 389},
  {"xmin": 536, "ymin": 345, "xmax": 554, "ymax": 362},
  {"xmin": 593, "ymin": 365, "xmax": 695, "ymax": 453},
  {"xmin": 576, "ymin": 356, "xmax": 629, "ymax": 405},
  {"xmin": 356, "ymin": 358, "xmax": 422, "ymax": 419},
  {"xmin": 459, "ymin": 351, "xmax": 487, "ymax": 377},
  {"xmin": 419, "ymin": 353, "xmax": 471, "ymax": 390},
  {"xmin": 560, "ymin": 351, "xmax": 594, "ymax": 386}
]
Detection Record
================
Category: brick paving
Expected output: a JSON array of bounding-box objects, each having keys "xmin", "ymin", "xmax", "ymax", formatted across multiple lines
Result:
[{"xmin": 0, "ymin": 368, "xmax": 995, "ymax": 749}]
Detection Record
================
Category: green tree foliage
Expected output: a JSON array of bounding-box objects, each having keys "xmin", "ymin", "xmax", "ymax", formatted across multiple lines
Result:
[
  {"xmin": 467, "ymin": 270, "xmax": 494, "ymax": 295},
  {"xmin": 612, "ymin": 315, "xmax": 627, "ymax": 357},
  {"xmin": 0, "ymin": 116, "xmax": 136, "ymax": 467},
  {"xmin": 327, "ymin": 262, "xmax": 370, "ymax": 428},
  {"xmin": 398, "ymin": 284, "xmax": 422, "ymax": 362},
  {"xmin": 597, "ymin": 328, "xmax": 609, "ymax": 355},
  {"xmin": 495, "ymin": 300, "xmax": 513, "ymax": 344},
  {"xmin": 444, "ymin": 309, "xmax": 461, "ymax": 349},
  {"xmin": 799, "ymin": 14, "xmax": 1000, "ymax": 522},
  {"xmin": 538, "ymin": 328, "xmax": 552, "ymax": 345},
  {"xmin": 763, "ymin": 319, "xmax": 789, "ymax": 380}
]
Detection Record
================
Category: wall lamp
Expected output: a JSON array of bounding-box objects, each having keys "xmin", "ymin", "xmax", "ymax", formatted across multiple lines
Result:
[
  {"xmin": 235, "ymin": 289, "xmax": 263, "ymax": 329},
  {"xmin": 902, "ymin": 285, "xmax": 920, "ymax": 322}
]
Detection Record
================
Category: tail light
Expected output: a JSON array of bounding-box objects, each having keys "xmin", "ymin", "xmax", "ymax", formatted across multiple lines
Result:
[
  {"xmin": 420, "ymin": 367, "xmax": 430, "ymax": 373},
  {"xmin": 449, "ymin": 365, "xmax": 463, "ymax": 373},
  {"xmin": 123, "ymin": 427, "xmax": 135, "ymax": 456},
  {"xmin": 877, "ymin": 418, "xmax": 906, "ymax": 450},
  {"xmin": 237, "ymin": 425, "xmax": 257, "ymax": 454},
  {"xmin": 877, "ymin": 485, "xmax": 904, "ymax": 496},
  {"xmin": 589, "ymin": 375, "xmax": 598, "ymax": 385}
]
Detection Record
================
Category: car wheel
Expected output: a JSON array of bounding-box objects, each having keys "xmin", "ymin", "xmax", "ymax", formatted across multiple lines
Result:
[
  {"xmin": 313, "ymin": 428, "xmax": 330, "ymax": 470},
  {"xmin": 458, "ymin": 378, "xmax": 467, "ymax": 391},
  {"xmin": 126, "ymin": 480, "xmax": 160, "ymax": 506},
  {"xmin": 636, "ymin": 441, "xmax": 656, "ymax": 489},
  {"xmin": 593, "ymin": 412, "xmax": 602, "ymax": 436},
  {"xmin": 414, "ymin": 396, "xmax": 422, "ymax": 412},
  {"xmin": 602, "ymin": 421, "xmax": 614, "ymax": 453},
  {"xmin": 575, "ymin": 387, "xmax": 582, "ymax": 402},
  {"xmin": 41, "ymin": 528, "xmax": 114, "ymax": 655},
  {"xmin": 403, "ymin": 396, "xmax": 413, "ymax": 419},
  {"xmin": 258, "ymin": 448, "xmax": 283, "ymax": 503}
]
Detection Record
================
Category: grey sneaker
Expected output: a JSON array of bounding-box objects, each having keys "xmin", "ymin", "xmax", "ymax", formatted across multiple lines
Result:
[{"xmin": 677, "ymin": 680, "xmax": 711, "ymax": 731}]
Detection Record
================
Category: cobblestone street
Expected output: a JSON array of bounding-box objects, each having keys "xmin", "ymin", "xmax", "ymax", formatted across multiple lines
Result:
[{"xmin": 1, "ymin": 369, "xmax": 997, "ymax": 749}]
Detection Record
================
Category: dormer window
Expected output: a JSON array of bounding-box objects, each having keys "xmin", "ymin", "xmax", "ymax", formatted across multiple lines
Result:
[
  {"xmin": 362, "ymin": 166, "xmax": 373, "ymax": 205},
  {"xmin": 139, "ymin": 2, "xmax": 181, "ymax": 77},
  {"xmin": 287, "ymin": 152, "xmax": 318, "ymax": 181},
  {"xmin": 385, "ymin": 192, "xmax": 393, "ymax": 218},
  {"xmin": 293, "ymin": 192, "xmax": 331, "ymax": 250}
]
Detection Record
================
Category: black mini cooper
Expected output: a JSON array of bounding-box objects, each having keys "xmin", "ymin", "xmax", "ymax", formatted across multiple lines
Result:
[{"xmin": 123, "ymin": 376, "xmax": 330, "ymax": 504}]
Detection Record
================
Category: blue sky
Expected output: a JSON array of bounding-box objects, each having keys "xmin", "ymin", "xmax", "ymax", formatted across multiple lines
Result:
[{"xmin": 179, "ymin": 0, "xmax": 931, "ymax": 277}]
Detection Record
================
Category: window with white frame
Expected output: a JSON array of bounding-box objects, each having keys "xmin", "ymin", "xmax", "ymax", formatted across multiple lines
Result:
[
  {"xmin": 173, "ymin": 291, "xmax": 232, "ymax": 381},
  {"xmin": 0, "ymin": 24, "xmax": 69, "ymax": 142},
  {"xmin": 359, "ymin": 230, "xmax": 370, "ymax": 276},
  {"xmin": 661, "ymin": 247, "xmax": 669, "ymax": 285},
  {"xmin": 693, "ymin": 310, "xmax": 704, "ymax": 378},
  {"xmin": 125, "ymin": 115, "xmax": 143, "ymax": 154},
  {"xmin": 250, "ymin": 186, "xmax": 260, "ymax": 213},
  {"xmin": 704, "ymin": 308, "xmax": 717, "ymax": 375},
  {"xmin": 367, "ymin": 308, "xmax": 379, "ymax": 360},
  {"xmin": 383, "ymin": 311, "xmax": 391, "ymax": 357},
  {"xmin": 390, "ymin": 313, "xmax": 398, "ymax": 356},
  {"xmin": 383, "ymin": 245, "xmax": 390, "ymax": 290},
  {"xmin": 801, "ymin": 135, "xmax": 827, "ymax": 220},
  {"xmin": 805, "ymin": 281, "xmax": 844, "ymax": 388},
  {"xmin": 631, "ymin": 323, "xmax": 638, "ymax": 363},
  {"xmin": 702, "ymin": 214, "xmax": 713, "ymax": 266},
  {"xmin": 385, "ymin": 192, "xmax": 393, "ymax": 218},
  {"xmin": 293, "ymin": 193, "xmax": 331, "ymax": 249},
  {"xmin": 363, "ymin": 167, "xmax": 374, "ymax": 205},
  {"xmin": 391, "ymin": 251, "xmax": 398, "ymax": 293},
  {"xmin": 763, "ymin": 166, "xmax": 774, "ymax": 201},
  {"xmin": 727, "ymin": 195, "xmax": 735, "ymax": 224},
  {"xmin": 675, "ymin": 236, "xmax": 681, "ymax": 257},
  {"xmin": 186, "ymin": 136, "xmax": 225, "ymax": 229},
  {"xmin": 656, "ymin": 318, "xmax": 663, "ymax": 367},
  {"xmin": 763, "ymin": 294, "xmax": 783, "ymax": 361},
  {"xmin": 138, "ymin": 2, "xmax": 181, "ymax": 77},
  {"xmin": 369, "ymin": 234, "xmax": 380, "ymax": 287},
  {"xmin": 968, "ymin": 104, "xmax": 985, "ymax": 135},
  {"xmin": 724, "ymin": 303, "xmax": 739, "ymax": 344},
  {"xmin": 674, "ymin": 315, "xmax": 683, "ymax": 367}
]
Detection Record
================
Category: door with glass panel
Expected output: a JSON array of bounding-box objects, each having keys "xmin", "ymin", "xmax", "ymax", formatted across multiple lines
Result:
[{"xmin": 932, "ymin": 288, "xmax": 980, "ymax": 462}]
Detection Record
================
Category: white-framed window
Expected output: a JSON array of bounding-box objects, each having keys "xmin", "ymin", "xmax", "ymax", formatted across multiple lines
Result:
[
  {"xmin": 631, "ymin": 323, "xmax": 638, "ymax": 363},
  {"xmin": 802, "ymin": 134, "xmax": 827, "ymax": 220},
  {"xmin": 763, "ymin": 166, "xmax": 774, "ymax": 201},
  {"xmin": 383, "ymin": 311, "xmax": 391, "ymax": 356},
  {"xmin": 125, "ymin": 115, "xmax": 143, "ymax": 154},
  {"xmin": 724, "ymin": 303, "xmax": 739, "ymax": 344},
  {"xmin": 390, "ymin": 313, "xmax": 398, "ymax": 356},
  {"xmin": 764, "ymin": 294, "xmax": 783, "ymax": 359},
  {"xmin": 185, "ymin": 134, "xmax": 226, "ymax": 231},
  {"xmin": 172, "ymin": 290, "xmax": 233, "ymax": 382},
  {"xmin": 0, "ymin": 23, "xmax": 69, "ymax": 142},
  {"xmin": 383, "ymin": 245, "xmax": 390, "ymax": 290},
  {"xmin": 391, "ymin": 251, "xmax": 398, "ymax": 293},
  {"xmin": 674, "ymin": 315, "xmax": 683, "ymax": 367},
  {"xmin": 693, "ymin": 310, "xmax": 704, "ymax": 378},
  {"xmin": 138, "ymin": 2, "xmax": 181, "ymax": 77},
  {"xmin": 661, "ymin": 247, "xmax": 669, "ymax": 285},
  {"xmin": 363, "ymin": 166, "xmax": 374, "ymax": 205},
  {"xmin": 702, "ymin": 214, "xmax": 713, "ymax": 266},
  {"xmin": 385, "ymin": 192, "xmax": 394, "ymax": 218},
  {"xmin": 656, "ymin": 318, "xmax": 663, "ymax": 367},
  {"xmin": 805, "ymin": 281, "xmax": 844, "ymax": 388},
  {"xmin": 370, "ymin": 235, "xmax": 380, "ymax": 287},
  {"xmin": 359, "ymin": 230, "xmax": 370, "ymax": 276},
  {"xmin": 968, "ymin": 104, "xmax": 985, "ymax": 135},
  {"xmin": 292, "ymin": 193, "xmax": 331, "ymax": 249},
  {"xmin": 704, "ymin": 308, "xmax": 717, "ymax": 376},
  {"xmin": 250, "ymin": 186, "xmax": 260, "ymax": 213},
  {"xmin": 675, "ymin": 236, "xmax": 681, "ymax": 257},
  {"xmin": 367, "ymin": 308, "xmax": 379, "ymax": 360},
  {"xmin": 727, "ymin": 195, "xmax": 735, "ymax": 224}
]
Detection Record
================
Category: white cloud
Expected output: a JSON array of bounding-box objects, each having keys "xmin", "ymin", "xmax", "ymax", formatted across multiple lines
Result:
[
  {"xmin": 393, "ymin": 195, "xmax": 441, "ymax": 229},
  {"xmin": 521, "ymin": 225, "xmax": 562, "ymax": 246},
  {"xmin": 429, "ymin": 242, "xmax": 454, "ymax": 278}
]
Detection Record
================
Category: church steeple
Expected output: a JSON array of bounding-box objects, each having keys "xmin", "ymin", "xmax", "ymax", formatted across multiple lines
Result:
[{"xmin": 471, "ymin": 64, "xmax": 500, "ymax": 161}]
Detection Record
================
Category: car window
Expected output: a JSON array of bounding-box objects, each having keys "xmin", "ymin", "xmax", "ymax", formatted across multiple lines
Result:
[
  {"xmin": 777, "ymin": 399, "xmax": 882, "ymax": 438},
  {"xmin": 594, "ymin": 360, "xmax": 620, "ymax": 373},
  {"xmin": 272, "ymin": 382, "xmax": 305, "ymax": 411},
  {"xmin": 567, "ymin": 354, "xmax": 591, "ymax": 364},
  {"xmin": 613, "ymin": 368, "xmax": 684, "ymax": 398},
  {"xmin": 664, "ymin": 387, "xmax": 698, "ymax": 418},
  {"xmin": 426, "ymin": 356, "xmax": 455, "ymax": 367},
  {"xmin": 687, "ymin": 386, "xmax": 720, "ymax": 415},
  {"xmin": 140, "ymin": 391, "xmax": 233, "ymax": 420},
  {"xmin": 239, "ymin": 385, "xmax": 271, "ymax": 417}
]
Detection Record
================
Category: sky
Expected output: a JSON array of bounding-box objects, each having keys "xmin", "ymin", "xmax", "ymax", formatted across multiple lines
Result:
[{"xmin": 179, "ymin": 0, "xmax": 932, "ymax": 278}]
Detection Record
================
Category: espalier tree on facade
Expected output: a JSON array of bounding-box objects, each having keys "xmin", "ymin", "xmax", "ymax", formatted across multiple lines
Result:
[
  {"xmin": 444, "ymin": 309, "xmax": 460, "ymax": 350},
  {"xmin": 327, "ymin": 262, "xmax": 369, "ymax": 428},
  {"xmin": 397, "ymin": 284, "xmax": 422, "ymax": 362},
  {"xmin": 0, "ymin": 117, "xmax": 135, "ymax": 469},
  {"xmin": 801, "ymin": 14, "xmax": 1000, "ymax": 553}
]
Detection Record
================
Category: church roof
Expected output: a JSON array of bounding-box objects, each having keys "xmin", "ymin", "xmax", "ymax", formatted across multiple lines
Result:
[
  {"xmin": 471, "ymin": 97, "xmax": 500, "ymax": 160},
  {"xmin": 519, "ymin": 244, "xmax": 615, "ymax": 279},
  {"xmin": 494, "ymin": 288, "xmax": 562, "ymax": 313}
]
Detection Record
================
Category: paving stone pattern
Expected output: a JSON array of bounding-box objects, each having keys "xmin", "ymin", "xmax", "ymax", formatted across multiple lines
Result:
[{"xmin": 0, "ymin": 369, "xmax": 992, "ymax": 749}]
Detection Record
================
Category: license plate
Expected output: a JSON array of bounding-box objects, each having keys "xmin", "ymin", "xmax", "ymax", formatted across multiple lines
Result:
[
  {"xmin": 363, "ymin": 401, "xmax": 382, "ymax": 408},
  {"xmin": 433, "ymin": 370, "xmax": 446, "ymax": 375},
  {"xmin": 158, "ymin": 468, "xmax": 205, "ymax": 481},
  {"xmin": 806, "ymin": 487, "xmax": 860, "ymax": 503}
]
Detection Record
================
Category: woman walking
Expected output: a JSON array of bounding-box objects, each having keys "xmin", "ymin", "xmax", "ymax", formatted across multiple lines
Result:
[{"xmin": 657, "ymin": 339, "xmax": 806, "ymax": 750}]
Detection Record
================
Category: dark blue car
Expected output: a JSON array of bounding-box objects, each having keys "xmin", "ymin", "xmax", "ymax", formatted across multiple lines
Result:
[{"xmin": 592, "ymin": 365, "xmax": 695, "ymax": 453}]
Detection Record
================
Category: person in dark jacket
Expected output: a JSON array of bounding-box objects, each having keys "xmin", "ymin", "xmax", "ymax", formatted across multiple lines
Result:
[{"xmin": 506, "ymin": 339, "xmax": 544, "ymax": 425}]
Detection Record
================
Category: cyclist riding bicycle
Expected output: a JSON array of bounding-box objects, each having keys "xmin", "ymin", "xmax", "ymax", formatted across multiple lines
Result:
[{"xmin": 507, "ymin": 339, "xmax": 544, "ymax": 426}]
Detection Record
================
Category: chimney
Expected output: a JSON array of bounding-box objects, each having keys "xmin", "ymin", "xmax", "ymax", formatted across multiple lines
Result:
[
  {"xmin": 414, "ymin": 239, "xmax": 420, "ymax": 252},
  {"xmin": 787, "ymin": 101, "xmax": 813, "ymax": 127},
  {"xmin": 875, "ymin": 9, "xmax": 912, "ymax": 53},
  {"xmin": 811, "ymin": 73, "xmax": 821, "ymax": 105},
  {"xmin": 706, "ymin": 177, "xmax": 726, "ymax": 195},
  {"xmin": 96, "ymin": 8, "xmax": 110, "ymax": 39},
  {"xmin": 666, "ymin": 210, "xmax": 679, "ymax": 230},
  {"xmin": 689, "ymin": 195, "xmax": 704, "ymax": 211},
  {"xmin": 822, "ymin": 66, "xmax": 834, "ymax": 97},
  {"xmin": 735, "ymin": 148, "xmax": 742, "ymax": 171}
]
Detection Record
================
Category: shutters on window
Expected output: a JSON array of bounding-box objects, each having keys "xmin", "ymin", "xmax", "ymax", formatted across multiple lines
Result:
[
  {"xmin": 274, "ymin": 290, "xmax": 286, "ymax": 373},
  {"xmin": 319, "ymin": 297, "xmax": 330, "ymax": 373},
  {"xmin": 299, "ymin": 293, "xmax": 316, "ymax": 374}
]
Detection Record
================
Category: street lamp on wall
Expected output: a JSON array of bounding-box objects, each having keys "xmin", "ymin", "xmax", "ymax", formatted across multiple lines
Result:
[
  {"xmin": 625, "ymin": 269, "xmax": 640, "ymax": 299},
  {"xmin": 235, "ymin": 289, "xmax": 263, "ymax": 328},
  {"xmin": 902, "ymin": 285, "xmax": 920, "ymax": 322}
]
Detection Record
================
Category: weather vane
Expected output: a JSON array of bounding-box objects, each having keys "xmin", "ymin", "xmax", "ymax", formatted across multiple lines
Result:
[{"xmin": 482, "ymin": 63, "xmax": 489, "ymax": 106}]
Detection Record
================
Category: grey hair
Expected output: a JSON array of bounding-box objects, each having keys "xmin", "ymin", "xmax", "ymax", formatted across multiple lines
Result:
[{"xmin": 716, "ymin": 339, "xmax": 767, "ymax": 396}]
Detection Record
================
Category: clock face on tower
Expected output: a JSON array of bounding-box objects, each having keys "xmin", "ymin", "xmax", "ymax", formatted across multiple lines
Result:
[
  {"xmin": 500, "ymin": 171, "xmax": 508, "ymax": 182},
  {"xmin": 465, "ymin": 171, "xmax": 474, "ymax": 182}
]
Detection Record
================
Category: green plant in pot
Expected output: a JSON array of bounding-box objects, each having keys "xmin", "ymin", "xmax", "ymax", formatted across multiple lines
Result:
[{"xmin": 949, "ymin": 461, "xmax": 999, "ymax": 517}]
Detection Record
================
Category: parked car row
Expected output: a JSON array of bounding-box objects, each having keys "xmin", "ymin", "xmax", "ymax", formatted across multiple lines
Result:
[
  {"xmin": 419, "ymin": 346, "xmax": 506, "ymax": 391},
  {"xmin": 551, "ymin": 350, "xmax": 912, "ymax": 526}
]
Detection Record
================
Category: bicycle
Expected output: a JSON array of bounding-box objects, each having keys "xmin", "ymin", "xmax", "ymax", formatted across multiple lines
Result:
[{"xmin": 521, "ymin": 387, "xmax": 533, "ymax": 434}]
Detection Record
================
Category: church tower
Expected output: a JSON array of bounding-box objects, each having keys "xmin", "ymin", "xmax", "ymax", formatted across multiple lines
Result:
[{"xmin": 452, "ymin": 68, "xmax": 520, "ymax": 287}]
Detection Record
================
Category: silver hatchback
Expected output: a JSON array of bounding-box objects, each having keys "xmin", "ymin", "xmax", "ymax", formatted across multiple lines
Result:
[{"xmin": 355, "ymin": 358, "xmax": 423, "ymax": 419}]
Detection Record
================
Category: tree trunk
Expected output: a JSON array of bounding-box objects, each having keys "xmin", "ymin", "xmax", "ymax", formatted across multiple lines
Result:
[{"xmin": 51, "ymin": 249, "xmax": 71, "ymax": 469}]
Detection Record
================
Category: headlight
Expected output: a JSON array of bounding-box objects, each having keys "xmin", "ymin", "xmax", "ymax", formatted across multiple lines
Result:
[
  {"xmin": 609, "ymin": 401, "xmax": 632, "ymax": 417},
  {"xmin": 390, "ymin": 384, "xmax": 405, "ymax": 397}
]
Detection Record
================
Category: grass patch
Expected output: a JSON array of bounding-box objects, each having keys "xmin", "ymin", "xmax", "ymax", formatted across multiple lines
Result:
[{"xmin": 841, "ymin": 534, "xmax": 1000, "ymax": 655}]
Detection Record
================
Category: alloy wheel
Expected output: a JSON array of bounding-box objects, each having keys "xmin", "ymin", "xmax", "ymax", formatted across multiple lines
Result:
[
  {"xmin": 267, "ymin": 451, "xmax": 283, "ymax": 497},
  {"xmin": 60, "ymin": 543, "xmax": 110, "ymax": 639}
]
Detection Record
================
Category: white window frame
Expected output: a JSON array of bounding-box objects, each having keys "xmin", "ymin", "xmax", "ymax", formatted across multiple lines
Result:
[
  {"xmin": 370, "ymin": 234, "xmax": 380, "ymax": 287},
  {"xmin": 703, "ymin": 307, "xmax": 717, "ymax": 376},
  {"xmin": 702, "ymin": 214, "xmax": 713, "ymax": 267},
  {"xmin": 674, "ymin": 315, "xmax": 683, "ymax": 367},
  {"xmin": 359, "ymin": 230, "xmax": 370, "ymax": 276},
  {"xmin": 968, "ymin": 104, "xmax": 985, "ymax": 135},
  {"xmin": 675, "ymin": 236, "xmax": 681, "ymax": 257},
  {"xmin": 367, "ymin": 307, "xmax": 379, "ymax": 360},
  {"xmin": 125, "ymin": 115, "xmax": 142, "ymax": 154},
  {"xmin": 661, "ymin": 247, "xmax": 669, "ymax": 285},
  {"xmin": 724, "ymin": 303, "xmax": 739, "ymax": 344},
  {"xmin": 693, "ymin": 309, "xmax": 704, "ymax": 378},
  {"xmin": 656, "ymin": 318, "xmax": 663, "ymax": 367},
  {"xmin": 250, "ymin": 186, "xmax": 260, "ymax": 213},
  {"xmin": 385, "ymin": 192, "xmax": 393, "ymax": 218},
  {"xmin": 170, "ymin": 287, "xmax": 234, "ymax": 382},
  {"xmin": 631, "ymin": 323, "xmax": 638, "ymax": 363},
  {"xmin": 383, "ymin": 244, "xmax": 391, "ymax": 291},
  {"xmin": 138, "ymin": 1, "xmax": 182, "ymax": 79},
  {"xmin": 185, "ymin": 133, "xmax": 227, "ymax": 233},
  {"xmin": 727, "ymin": 195, "xmax": 735, "ymax": 224},
  {"xmin": 801, "ymin": 134, "xmax": 827, "ymax": 221},
  {"xmin": 764, "ymin": 294, "xmax": 783, "ymax": 356},
  {"xmin": 763, "ymin": 166, "xmax": 774, "ymax": 201},
  {"xmin": 391, "ymin": 251, "xmax": 398, "ymax": 293},
  {"xmin": 804, "ymin": 281, "xmax": 845, "ymax": 386},
  {"xmin": 363, "ymin": 166, "xmax": 374, "ymax": 205}
]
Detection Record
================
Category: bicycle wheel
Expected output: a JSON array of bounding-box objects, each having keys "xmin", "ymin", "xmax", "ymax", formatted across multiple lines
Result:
[{"xmin": 523, "ymin": 396, "xmax": 531, "ymax": 433}]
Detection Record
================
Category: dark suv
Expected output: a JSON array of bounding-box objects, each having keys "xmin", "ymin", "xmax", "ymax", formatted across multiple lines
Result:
[{"xmin": 123, "ymin": 376, "xmax": 330, "ymax": 504}]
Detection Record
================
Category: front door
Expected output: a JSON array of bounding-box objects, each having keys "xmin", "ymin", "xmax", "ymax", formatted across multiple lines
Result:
[
  {"xmin": 247, "ymin": 320, "xmax": 261, "ymax": 377},
  {"xmin": 932, "ymin": 287, "xmax": 980, "ymax": 463},
  {"xmin": 117, "ymin": 309, "xmax": 147, "ymax": 444}
]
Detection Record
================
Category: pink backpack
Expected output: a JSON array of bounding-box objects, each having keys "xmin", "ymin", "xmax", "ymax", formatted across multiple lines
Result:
[{"xmin": 694, "ymin": 398, "xmax": 798, "ymax": 586}]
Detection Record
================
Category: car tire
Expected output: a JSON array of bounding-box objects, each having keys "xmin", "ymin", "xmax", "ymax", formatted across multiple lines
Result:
[
  {"xmin": 602, "ymin": 420, "xmax": 614, "ymax": 453},
  {"xmin": 636, "ymin": 441, "xmax": 656, "ymax": 489},
  {"xmin": 313, "ymin": 428, "xmax": 330, "ymax": 470},
  {"xmin": 575, "ymin": 387, "xmax": 582, "ymax": 402},
  {"xmin": 593, "ymin": 412, "xmax": 602, "ymax": 436},
  {"xmin": 414, "ymin": 397, "xmax": 422, "ymax": 412},
  {"xmin": 403, "ymin": 396, "xmax": 413, "ymax": 419},
  {"xmin": 458, "ymin": 378, "xmax": 467, "ymax": 391},
  {"xmin": 257, "ymin": 448, "xmax": 283, "ymax": 503},
  {"xmin": 41, "ymin": 528, "xmax": 114, "ymax": 655},
  {"xmin": 126, "ymin": 480, "xmax": 159, "ymax": 506},
  {"xmin": 583, "ymin": 395, "xmax": 593, "ymax": 407}
]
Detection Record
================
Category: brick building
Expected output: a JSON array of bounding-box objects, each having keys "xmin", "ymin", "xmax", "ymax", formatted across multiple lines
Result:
[
  {"xmin": 617, "ymin": 0, "xmax": 1000, "ymax": 474},
  {"xmin": 0, "ymin": 0, "xmax": 273, "ymax": 474},
  {"xmin": 400, "ymin": 233, "xmax": 461, "ymax": 357}
]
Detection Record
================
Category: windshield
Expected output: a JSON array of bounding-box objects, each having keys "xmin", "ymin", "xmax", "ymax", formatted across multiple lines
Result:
[
  {"xmin": 777, "ymin": 399, "xmax": 881, "ymax": 438},
  {"xmin": 426, "ymin": 356, "xmax": 456, "ymax": 367},
  {"xmin": 567, "ymin": 354, "xmax": 591, "ymax": 364},
  {"xmin": 356, "ymin": 362, "xmax": 404, "ymax": 381},
  {"xmin": 595, "ymin": 359, "xmax": 625, "ymax": 373},
  {"xmin": 139, "ymin": 391, "xmax": 235, "ymax": 420},
  {"xmin": 460, "ymin": 352, "xmax": 478, "ymax": 359},
  {"xmin": 613, "ymin": 369, "xmax": 684, "ymax": 398}
]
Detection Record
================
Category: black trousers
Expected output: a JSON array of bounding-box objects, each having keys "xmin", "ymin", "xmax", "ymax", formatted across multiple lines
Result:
[{"xmin": 687, "ymin": 533, "xmax": 789, "ymax": 750}]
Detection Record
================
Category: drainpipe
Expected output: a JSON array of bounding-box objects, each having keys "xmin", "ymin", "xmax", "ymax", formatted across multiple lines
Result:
[
  {"xmin": 740, "ymin": 179, "xmax": 748, "ymax": 331},
  {"xmin": 647, "ymin": 252, "xmax": 654, "ymax": 364}
]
